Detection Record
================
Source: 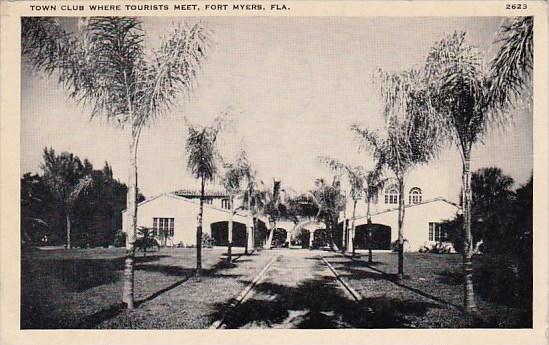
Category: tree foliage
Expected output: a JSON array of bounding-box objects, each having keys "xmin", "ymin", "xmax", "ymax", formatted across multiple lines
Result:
[
  {"xmin": 185, "ymin": 115, "xmax": 227, "ymax": 182},
  {"xmin": 21, "ymin": 149, "xmax": 138, "ymax": 247},
  {"xmin": 488, "ymin": 17, "xmax": 533, "ymax": 113},
  {"xmin": 22, "ymin": 17, "xmax": 211, "ymax": 134}
]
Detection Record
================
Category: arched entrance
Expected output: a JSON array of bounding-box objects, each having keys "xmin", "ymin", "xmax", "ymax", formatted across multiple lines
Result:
[
  {"xmin": 271, "ymin": 228, "xmax": 288, "ymax": 248},
  {"xmin": 312, "ymin": 228, "xmax": 329, "ymax": 249},
  {"xmin": 210, "ymin": 221, "xmax": 247, "ymax": 247},
  {"xmin": 354, "ymin": 223, "xmax": 391, "ymax": 250},
  {"xmin": 292, "ymin": 228, "xmax": 311, "ymax": 248}
]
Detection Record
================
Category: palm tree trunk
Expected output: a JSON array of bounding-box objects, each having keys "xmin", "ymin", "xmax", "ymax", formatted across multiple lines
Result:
[
  {"xmin": 397, "ymin": 176, "xmax": 405, "ymax": 278},
  {"xmin": 196, "ymin": 176, "xmax": 205, "ymax": 276},
  {"xmin": 349, "ymin": 199, "xmax": 357, "ymax": 255},
  {"xmin": 65, "ymin": 213, "xmax": 71, "ymax": 249},
  {"xmin": 265, "ymin": 220, "xmax": 275, "ymax": 249},
  {"xmin": 123, "ymin": 139, "xmax": 138, "ymax": 309},
  {"xmin": 227, "ymin": 195, "xmax": 233, "ymax": 263},
  {"xmin": 367, "ymin": 199, "xmax": 372, "ymax": 262},
  {"xmin": 342, "ymin": 198, "xmax": 348, "ymax": 253},
  {"xmin": 462, "ymin": 155, "xmax": 478, "ymax": 313}
]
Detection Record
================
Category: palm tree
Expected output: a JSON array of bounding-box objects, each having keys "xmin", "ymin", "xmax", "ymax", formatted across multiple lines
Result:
[
  {"xmin": 351, "ymin": 70, "xmax": 441, "ymax": 278},
  {"xmin": 221, "ymin": 150, "xmax": 250, "ymax": 263},
  {"xmin": 423, "ymin": 31, "xmax": 523, "ymax": 313},
  {"xmin": 259, "ymin": 180, "xmax": 287, "ymax": 249},
  {"xmin": 318, "ymin": 157, "xmax": 367, "ymax": 254},
  {"xmin": 40, "ymin": 148, "xmax": 93, "ymax": 249},
  {"xmin": 22, "ymin": 17, "xmax": 211, "ymax": 308},
  {"xmin": 310, "ymin": 177, "xmax": 347, "ymax": 251},
  {"xmin": 185, "ymin": 115, "xmax": 226, "ymax": 275},
  {"xmin": 240, "ymin": 157, "xmax": 259, "ymax": 254}
]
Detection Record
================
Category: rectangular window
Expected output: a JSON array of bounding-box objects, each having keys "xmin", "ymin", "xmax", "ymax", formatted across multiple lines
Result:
[
  {"xmin": 153, "ymin": 217, "xmax": 175, "ymax": 238},
  {"xmin": 385, "ymin": 194, "xmax": 398, "ymax": 204},
  {"xmin": 203, "ymin": 198, "xmax": 213, "ymax": 204},
  {"xmin": 221, "ymin": 198, "xmax": 231, "ymax": 209},
  {"xmin": 429, "ymin": 222, "xmax": 447, "ymax": 242}
]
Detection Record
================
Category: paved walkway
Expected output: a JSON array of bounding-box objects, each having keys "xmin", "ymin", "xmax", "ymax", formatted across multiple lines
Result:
[{"xmin": 220, "ymin": 249, "xmax": 363, "ymax": 328}]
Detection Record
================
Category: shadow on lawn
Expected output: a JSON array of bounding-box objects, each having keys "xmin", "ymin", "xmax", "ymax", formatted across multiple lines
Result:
[
  {"xmin": 213, "ymin": 274, "xmax": 440, "ymax": 329},
  {"xmin": 22, "ymin": 252, "xmax": 248, "ymax": 329},
  {"xmin": 335, "ymin": 258, "xmax": 463, "ymax": 312}
]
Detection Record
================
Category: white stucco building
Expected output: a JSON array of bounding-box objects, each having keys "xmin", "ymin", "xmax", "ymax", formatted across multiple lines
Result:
[
  {"xmin": 122, "ymin": 189, "xmax": 259, "ymax": 248},
  {"xmin": 123, "ymin": 163, "xmax": 460, "ymax": 252},
  {"xmin": 340, "ymin": 163, "xmax": 461, "ymax": 252}
]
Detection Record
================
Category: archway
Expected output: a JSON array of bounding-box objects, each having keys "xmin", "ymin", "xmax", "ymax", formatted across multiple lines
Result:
[
  {"xmin": 354, "ymin": 223, "xmax": 391, "ymax": 250},
  {"xmin": 210, "ymin": 221, "xmax": 247, "ymax": 247},
  {"xmin": 292, "ymin": 228, "xmax": 311, "ymax": 248},
  {"xmin": 271, "ymin": 228, "xmax": 288, "ymax": 248},
  {"xmin": 312, "ymin": 228, "xmax": 329, "ymax": 249}
]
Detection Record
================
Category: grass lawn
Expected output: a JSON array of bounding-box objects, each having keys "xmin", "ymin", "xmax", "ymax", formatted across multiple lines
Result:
[
  {"xmin": 21, "ymin": 247, "xmax": 274, "ymax": 329},
  {"xmin": 325, "ymin": 251, "xmax": 531, "ymax": 328}
]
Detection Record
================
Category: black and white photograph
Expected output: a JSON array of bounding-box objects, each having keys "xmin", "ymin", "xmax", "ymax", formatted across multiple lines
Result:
[{"xmin": 1, "ymin": 2, "xmax": 547, "ymax": 343}]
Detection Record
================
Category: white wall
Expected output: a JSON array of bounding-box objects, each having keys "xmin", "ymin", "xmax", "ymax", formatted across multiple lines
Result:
[
  {"xmin": 123, "ymin": 194, "xmax": 252, "ymax": 247},
  {"xmin": 354, "ymin": 199, "xmax": 459, "ymax": 252}
]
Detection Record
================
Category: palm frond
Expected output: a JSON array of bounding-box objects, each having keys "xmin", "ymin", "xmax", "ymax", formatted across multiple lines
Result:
[{"xmin": 487, "ymin": 16, "xmax": 533, "ymax": 114}]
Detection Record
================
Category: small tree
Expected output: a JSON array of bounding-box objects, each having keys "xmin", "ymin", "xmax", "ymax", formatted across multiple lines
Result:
[
  {"xmin": 185, "ymin": 115, "xmax": 226, "ymax": 276},
  {"xmin": 40, "ymin": 148, "xmax": 93, "ymax": 249},
  {"xmin": 310, "ymin": 177, "xmax": 346, "ymax": 250},
  {"xmin": 318, "ymin": 157, "xmax": 367, "ymax": 254}
]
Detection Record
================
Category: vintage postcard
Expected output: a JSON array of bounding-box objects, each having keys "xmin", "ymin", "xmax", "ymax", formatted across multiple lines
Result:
[{"xmin": 1, "ymin": 1, "xmax": 547, "ymax": 344}]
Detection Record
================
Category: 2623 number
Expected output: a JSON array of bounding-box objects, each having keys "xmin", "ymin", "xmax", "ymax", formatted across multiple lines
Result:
[{"xmin": 506, "ymin": 4, "xmax": 527, "ymax": 9}]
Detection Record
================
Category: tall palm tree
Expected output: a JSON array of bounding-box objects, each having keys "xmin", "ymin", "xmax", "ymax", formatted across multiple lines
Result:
[
  {"xmin": 351, "ymin": 70, "xmax": 441, "ymax": 277},
  {"xmin": 423, "ymin": 31, "xmax": 522, "ymax": 313},
  {"xmin": 318, "ymin": 156, "xmax": 367, "ymax": 254},
  {"xmin": 22, "ymin": 17, "xmax": 211, "ymax": 308},
  {"xmin": 185, "ymin": 115, "xmax": 226, "ymax": 275},
  {"xmin": 41, "ymin": 147, "xmax": 93, "ymax": 249},
  {"xmin": 222, "ymin": 150, "xmax": 250, "ymax": 262}
]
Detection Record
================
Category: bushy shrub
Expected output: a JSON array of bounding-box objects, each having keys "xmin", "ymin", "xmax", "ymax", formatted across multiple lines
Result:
[
  {"xmin": 418, "ymin": 242, "xmax": 453, "ymax": 254},
  {"xmin": 202, "ymin": 233, "xmax": 215, "ymax": 248}
]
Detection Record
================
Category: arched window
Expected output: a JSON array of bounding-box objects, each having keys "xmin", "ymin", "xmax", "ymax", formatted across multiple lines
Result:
[
  {"xmin": 409, "ymin": 187, "xmax": 422, "ymax": 204},
  {"xmin": 384, "ymin": 184, "xmax": 399, "ymax": 204}
]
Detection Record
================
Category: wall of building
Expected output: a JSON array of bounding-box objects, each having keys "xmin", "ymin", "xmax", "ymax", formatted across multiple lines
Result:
[
  {"xmin": 122, "ymin": 194, "xmax": 252, "ymax": 247},
  {"xmin": 353, "ymin": 199, "xmax": 459, "ymax": 252}
]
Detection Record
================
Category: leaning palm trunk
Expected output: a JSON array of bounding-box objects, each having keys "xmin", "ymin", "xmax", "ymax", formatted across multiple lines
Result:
[
  {"xmin": 462, "ymin": 154, "xmax": 478, "ymax": 313},
  {"xmin": 227, "ymin": 195, "xmax": 234, "ymax": 263},
  {"xmin": 123, "ymin": 139, "xmax": 138, "ymax": 308},
  {"xmin": 397, "ymin": 177, "xmax": 405, "ymax": 278}
]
